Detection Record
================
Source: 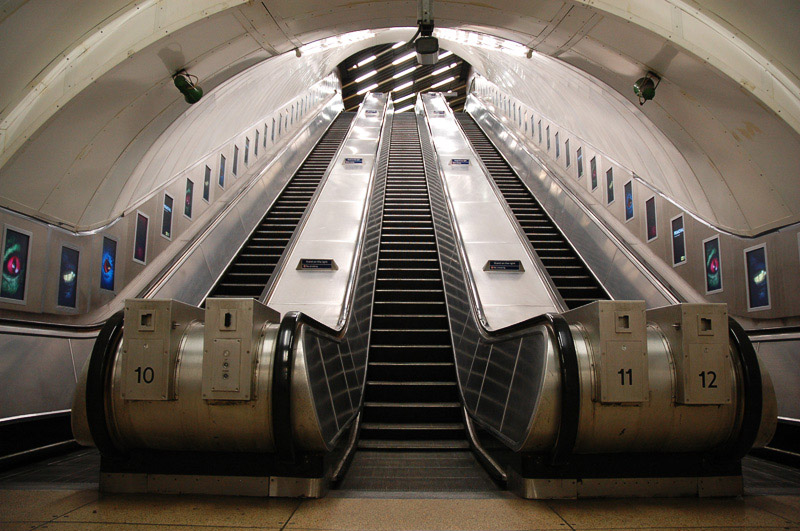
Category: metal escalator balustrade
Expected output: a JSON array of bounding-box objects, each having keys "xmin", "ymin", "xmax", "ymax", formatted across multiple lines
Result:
[
  {"xmin": 454, "ymin": 113, "xmax": 609, "ymax": 309},
  {"xmin": 359, "ymin": 113, "xmax": 467, "ymax": 451},
  {"xmin": 207, "ymin": 112, "xmax": 355, "ymax": 299}
]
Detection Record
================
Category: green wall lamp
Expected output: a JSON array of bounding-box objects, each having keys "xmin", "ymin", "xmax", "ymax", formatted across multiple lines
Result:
[
  {"xmin": 633, "ymin": 71, "xmax": 661, "ymax": 105},
  {"xmin": 173, "ymin": 70, "xmax": 203, "ymax": 104}
]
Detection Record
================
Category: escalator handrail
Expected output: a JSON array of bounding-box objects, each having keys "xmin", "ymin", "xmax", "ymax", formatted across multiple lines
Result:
[
  {"xmin": 271, "ymin": 95, "xmax": 393, "ymax": 460},
  {"xmin": 255, "ymin": 112, "xmax": 356, "ymax": 307},
  {"xmin": 416, "ymin": 97, "xmax": 581, "ymax": 460},
  {"xmin": 718, "ymin": 317, "xmax": 764, "ymax": 461},
  {"xmin": 466, "ymin": 94, "xmax": 682, "ymax": 305},
  {"xmin": 84, "ymin": 310, "xmax": 126, "ymax": 459},
  {"xmin": 450, "ymin": 114, "xmax": 571, "ymax": 314}
]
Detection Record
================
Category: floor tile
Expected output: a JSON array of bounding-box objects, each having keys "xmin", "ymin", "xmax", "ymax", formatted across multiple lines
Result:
[
  {"xmin": 0, "ymin": 490, "xmax": 98, "ymax": 523},
  {"xmin": 748, "ymin": 495, "xmax": 800, "ymax": 523},
  {"xmin": 0, "ymin": 523, "xmax": 50, "ymax": 531},
  {"xmin": 548, "ymin": 497, "xmax": 794, "ymax": 529},
  {"xmin": 30, "ymin": 524, "xmax": 272, "ymax": 530},
  {"xmin": 58, "ymin": 494, "xmax": 299, "ymax": 528},
  {"xmin": 286, "ymin": 497, "xmax": 569, "ymax": 530}
]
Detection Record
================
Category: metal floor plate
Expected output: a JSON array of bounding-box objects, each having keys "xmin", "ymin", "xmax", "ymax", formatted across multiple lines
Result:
[
  {"xmin": 336, "ymin": 450, "xmax": 501, "ymax": 494},
  {"xmin": 2, "ymin": 448, "xmax": 799, "ymax": 498}
]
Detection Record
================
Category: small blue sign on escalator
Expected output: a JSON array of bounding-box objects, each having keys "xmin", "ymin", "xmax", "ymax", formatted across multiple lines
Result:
[
  {"xmin": 298, "ymin": 258, "xmax": 338, "ymax": 270},
  {"xmin": 344, "ymin": 157, "xmax": 363, "ymax": 165},
  {"xmin": 484, "ymin": 260, "xmax": 525, "ymax": 272},
  {"xmin": 450, "ymin": 158, "xmax": 470, "ymax": 166}
]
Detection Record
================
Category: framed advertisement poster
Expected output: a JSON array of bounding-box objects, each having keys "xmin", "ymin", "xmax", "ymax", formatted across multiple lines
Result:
[{"xmin": 703, "ymin": 236, "xmax": 723, "ymax": 294}]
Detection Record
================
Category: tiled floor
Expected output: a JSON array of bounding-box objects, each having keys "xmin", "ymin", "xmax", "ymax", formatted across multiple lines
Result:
[{"xmin": 1, "ymin": 450, "xmax": 799, "ymax": 530}]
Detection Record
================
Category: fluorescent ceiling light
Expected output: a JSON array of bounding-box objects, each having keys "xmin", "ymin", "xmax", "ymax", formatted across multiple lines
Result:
[
  {"xmin": 300, "ymin": 30, "xmax": 374, "ymax": 55},
  {"xmin": 432, "ymin": 62, "xmax": 458, "ymax": 76},
  {"xmin": 396, "ymin": 104, "xmax": 414, "ymax": 113},
  {"xmin": 391, "ymin": 41, "xmax": 405, "ymax": 49},
  {"xmin": 392, "ymin": 51, "xmax": 416, "ymax": 65},
  {"xmin": 439, "ymin": 50, "xmax": 453, "ymax": 60},
  {"xmin": 434, "ymin": 29, "xmax": 526, "ymax": 57},
  {"xmin": 393, "ymin": 81, "xmax": 413, "ymax": 92},
  {"xmin": 394, "ymin": 92, "xmax": 415, "ymax": 104},
  {"xmin": 356, "ymin": 55, "xmax": 376, "ymax": 68},
  {"xmin": 355, "ymin": 70, "xmax": 377, "ymax": 83},
  {"xmin": 393, "ymin": 66, "xmax": 416, "ymax": 79},
  {"xmin": 430, "ymin": 76, "xmax": 455, "ymax": 89},
  {"xmin": 357, "ymin": 83, "xmax": 379, "ymax": 95}
]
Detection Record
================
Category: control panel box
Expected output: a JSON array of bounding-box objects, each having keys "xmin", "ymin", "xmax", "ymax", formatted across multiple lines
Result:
[
  {"xmin": 202, "ymin": 298, "xmax": 280, "ymax": 401},
  {"xmin": 564, "ymin": 300, "xmax": 649, "ymax": 404},
  {"xmin": 647, "ymin": 304, "xmax": 731, "ymax": 405},
  {"xmin": 122, "ymin": 299, "xmax": 204, "ymax": 401}
]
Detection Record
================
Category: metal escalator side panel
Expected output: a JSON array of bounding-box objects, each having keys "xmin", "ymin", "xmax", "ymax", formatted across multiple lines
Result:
[
  {"xmin": 205, "ymin": 112, "xmax": 356, "ymax": 302},
  {"xmin": 277, "ymin": 97, "xmax": 392, "ymax": 453},
  {"xmin": 453, "ymin": 111, "xmax": 611, "ymax": 310},
  {"xmin": 357, "ymin": 112, "xmax": 467, "ymax": 451},
  {"xmin": 416, "ymin": 95, "xmax": 565, "ymax": 452}
]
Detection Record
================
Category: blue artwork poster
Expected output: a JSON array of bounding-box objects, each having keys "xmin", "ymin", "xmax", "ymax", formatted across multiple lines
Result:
[
  {"xmin": 100, "ymin": 237, "xmax": 116, "ymax": 291},
  {"xmin": 1, "ymin": 228, "xmax": 30, "ymax": 301},
  {"xmin": 58, "ymin": 246, "xmax": 79, "ymax": 308},
  {"xmin": 745, "ymin": 245, "xmax": 770, "ymax": 309},
  {"xmin": 624, "ymin": 181, "xmax": 634, "ymax": 220}
]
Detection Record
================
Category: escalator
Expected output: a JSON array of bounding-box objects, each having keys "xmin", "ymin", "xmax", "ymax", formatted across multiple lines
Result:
[
  {"xmin": 339, "ymin": 113, "xmax": 496, "ymax": 491},
  {"xmin": 455, "ymin": 113, "xmax": 609, "ymax": 309},
  {"xmin": 207, "ymin": 112, "xmax": 355, "ymax": 299}
]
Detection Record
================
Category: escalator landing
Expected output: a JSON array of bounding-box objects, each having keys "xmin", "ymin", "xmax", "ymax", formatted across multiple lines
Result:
[{"xmin": 336, "ymin": 450, "xmax": 500, "ymax": 494}]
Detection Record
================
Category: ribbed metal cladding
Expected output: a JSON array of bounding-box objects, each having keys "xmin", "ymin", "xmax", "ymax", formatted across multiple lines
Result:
[
  {"xmin": 416, "ymin": 104, "xmax": 551, "ymax": 449},
  {"xmin": 454, "ymin": 113, "xmax": 609, "ymax": 309},
  {"xmin": 207, "ymin": 112, "xmax": 355, "ymax": 300},
  {"xmin": 358, "ymin": 113, "xmax": 467, "ymax": 450},
  {"xmin": 291, "ymin": 108, "xmax": 393, "ymax": 448}
]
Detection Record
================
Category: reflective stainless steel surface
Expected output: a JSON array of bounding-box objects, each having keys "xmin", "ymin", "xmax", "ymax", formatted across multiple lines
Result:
[
  {"xmin": 415, "ymin": 98, "xmax": 562, "ymax": 451},
  {"xmin": 266, "ymin": 93, "xmax": 388, "ymax": 328},
  {"xmin": 419, "ymin": 94, "xmax": 560, "ymax": 330},
  {"xmin": 281, "ymin": 95, "xmax": 392, "ymax": 452},
  {"xmin": 101, "ymin": 299, "xmax": 280, "ymax": 452},
  {"xmin": 465, "ymin": 95, "xmax": 678, "ymax": 308}
]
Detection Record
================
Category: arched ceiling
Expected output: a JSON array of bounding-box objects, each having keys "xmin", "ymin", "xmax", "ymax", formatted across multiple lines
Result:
[{"xmin": 0, "ymin": 1, "xmax": 798, "ymax": 235}]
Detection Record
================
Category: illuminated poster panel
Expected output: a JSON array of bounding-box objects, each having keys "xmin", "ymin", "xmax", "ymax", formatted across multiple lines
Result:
[
  {"xmin": 703, "ymin": 235, "xmax": 722, "ymax": 294},
  {"xmin": 606, "ymin": 168, "xmax": 614, "ymax": 204},
  {"xmin": 185, "ymin": 179, "xmax": 194, "ymax": 219},
  {"xmin": 58, "ymin": 246, "xmax": 79, "ymax": 308},
  {"xmin": 100, "ymin": 237, "xmax": 117, "ymax": 291},
  {"xmin": 133, "ymin": 212, "xmax": 148, "ymax": 265},
  {"xmin": 1, "ymin": 227, "xmax": 30, "ymax": 301},
  {"xmin": 577, "ymin": 147, "xmax": 583, "ymax": 178},
  {"xmin": 590, "ymin": 157, "xmax": 597, "ymax": 190},
  {"xmin": 744, "ymin": 244, "xmax": 770, "ymax": 310},
  {"xmin": 203, "ymin": 166, "xmax": 211, "ymax": 201},
  {"xmin": 624, "ymin": 180, "xmax": 634, "ymax": 220},
  {"xmin": 671, "ymin": 215, "xmax": 685, "ymax": 265},
  {"xmin": 161, "ymin": 194, "xmax": 173, "ymax": 239},
  {"xmin": 646, "ymin": 197, "xmax": 657, "ymax": 241}
]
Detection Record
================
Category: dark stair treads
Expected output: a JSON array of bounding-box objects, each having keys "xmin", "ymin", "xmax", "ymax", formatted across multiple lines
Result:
[
  {"xmin": 206, "ymin": 112, "xmax": 355, "ymax": 300},
  {"xmin": 358, "ymin": 112, "xmax": 466, "ymax": 452},
  {"xmin": 455, "ymin": 113, "xmax": 609, "ymax": 309}
]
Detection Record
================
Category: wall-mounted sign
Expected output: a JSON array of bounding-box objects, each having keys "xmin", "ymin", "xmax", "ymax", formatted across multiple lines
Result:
[
  {"xmin": 450, "ymin": 158, "xmax": 470, "ymax": 167},
  {"xmin": 298, "ymin": 258, "xmax": 338, "ymax": 270},
  {"xmin": 344, "ymin": 157, "xmax": 364, "ymax": 166},
  {"xmin": 483, "ymin": 260, "xmax": 524, "ymax": 272}
]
